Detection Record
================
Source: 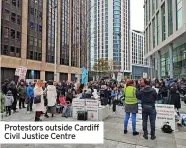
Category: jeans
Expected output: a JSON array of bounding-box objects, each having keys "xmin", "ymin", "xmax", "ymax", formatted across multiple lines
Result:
[
  {"xmin": 27, "ymin": 98, "xmax": 33, "ymax": 111},
  {"xmin": 124, "ymin": 112, "xmax": 136, "ymax": 132},
  {"xmin": 6, "ymin": 106, "xmax": 11, "ymax": 115},
  {"xmin": 142, "ymin": 107, "xmax": 156, "ymax": 136}
]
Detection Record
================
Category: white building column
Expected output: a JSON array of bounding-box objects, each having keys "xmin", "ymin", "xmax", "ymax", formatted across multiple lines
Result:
[{"xmin": 169, "ymin": 43, "xmax": 174, "ymax": 78}]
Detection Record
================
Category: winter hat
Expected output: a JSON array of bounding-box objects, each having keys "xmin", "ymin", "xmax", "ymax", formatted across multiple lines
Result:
[{"xmin": 7, "ymin": 90, "xmax": 12, "ymax": 95}]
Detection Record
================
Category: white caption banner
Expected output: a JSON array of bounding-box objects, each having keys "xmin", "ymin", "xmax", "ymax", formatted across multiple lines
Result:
[{"xmin": 0, "ymin": 122, "xmax": 104, "ymax": 144}]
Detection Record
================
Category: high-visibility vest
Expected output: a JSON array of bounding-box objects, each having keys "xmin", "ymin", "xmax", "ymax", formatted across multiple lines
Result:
[{"xmin": 125, "ymin": 86, "xmax": 138, "ymax": 104}]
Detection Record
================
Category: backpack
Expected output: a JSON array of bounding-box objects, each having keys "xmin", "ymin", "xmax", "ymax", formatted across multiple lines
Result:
[{"xmin": 161, "ymin": 122, "xmax": 174, "ymax": 133}]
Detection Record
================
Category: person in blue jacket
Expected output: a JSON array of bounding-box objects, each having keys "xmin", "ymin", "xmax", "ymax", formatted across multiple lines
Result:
[
  {"xmin": 111, "ymin": 87, "xmax": 119, "ymax": 113},
  {"xmin": 26, "ymin": 81, "xmax": 34, "ymax": 113}
]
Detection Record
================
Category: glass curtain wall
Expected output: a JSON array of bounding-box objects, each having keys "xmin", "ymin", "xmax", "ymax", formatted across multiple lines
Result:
[
  {"xmin": 113, "ymin": 0, "xmax": 121, "ymax": 70},
  {"xmin": 161, "ymin": 52, "xmax": 170, "ymax": 77},
  {"xmin": 176, "ymin": 0, "xmax": 183, "ymax": 30},
  {"xmin": 156, "ymin": 12, "xmax": 160, "ymax": 45},
  {"xmin": 60, "ymin": 0, "xmax": 70, "ymax": 65},
  {"xmin": 168, "ymin": 0, "xmax": 173, "ymax": 36},
  {"xmin": 46, "ymin": 0, "xmax": 57, "ymax": 63},
  {"xmin": 152, "ymin": 19, "xmax": 155, "ymax": 48},
  {"xmin": 161, "ymin": 4, "xmax": 166, "ymax": 41},
  {"xmin": 105, "ymin": 0, "xmax": 108, "ymax": 59},
  {"xmin": 173, "ymin": 43, "xmax": 186, "ymax": 78}
]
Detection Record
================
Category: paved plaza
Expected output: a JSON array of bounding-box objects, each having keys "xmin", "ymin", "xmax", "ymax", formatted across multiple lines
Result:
[{"xmin": 1, "ymin": 103, "xmax": 186, "ymax": 148}]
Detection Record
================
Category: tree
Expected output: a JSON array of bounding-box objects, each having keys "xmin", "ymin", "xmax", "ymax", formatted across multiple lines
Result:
[{"xmin": 93, "ymin": 58, "xmax": 110, "ymax": 72}]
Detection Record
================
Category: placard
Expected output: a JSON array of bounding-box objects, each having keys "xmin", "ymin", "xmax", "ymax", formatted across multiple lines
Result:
[
  {"xmin": 72, "ymin": 99, "xmax": 85, "ymax": 119},
  {"xmin": 15, "ymin": 66, "xmax": 28, "ymax": 77},
  {"xmin": 86, "ymin": 100, "xmax": 99, "ymax": 121},
  {"xmin": 155, "ymin": 104, "xmax": 175, "ymax": 131}
]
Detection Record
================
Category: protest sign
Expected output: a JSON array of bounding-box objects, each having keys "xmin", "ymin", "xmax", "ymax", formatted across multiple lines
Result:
[
  {"xmin": 72, "ymin": 99, "xmax": 85, "ymax": 119},
  {"xmin": 86, "ymin": 100, "xmax": 99, "ymax": 121},
  {"xmin": 155, "ymin": 104, "xmax": 175, "ymax": 131},
  {"xmin": 15, "ymin": 66, "xmax": 28, "ymax": 77}
]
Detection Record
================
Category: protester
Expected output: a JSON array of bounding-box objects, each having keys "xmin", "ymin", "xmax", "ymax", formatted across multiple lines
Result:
[
  {"xmin": 45, "ymin": 81, "xmax": 57, "ymax": 118},
  {"xmin": 17, "ymin": 80, "xmax": 27, "ymax": 109},
  {"xmin": 34, "ymin": 80, "xmax": 45, "ymax": 121},
  {"xmin": 4, "ymin": 90, "xmax": 14, "ymax": 116},
  {"xmin": 0, "ymin": 91, "xmax": 5, "ymax": 116},
  {"xmin": 138, "ymin": 79, "xmax": 157, "ymax": 140},
  {"xmin": 26, "ymin": 81, "xmax": 34, "ymax": 113},
  {"xmin": 1, "ymin": 79, "xmax": 10, "ymax": 95},
  {"xmin": 111, "ymin": 87, "xmax": 118, "ymax": 113},
  {"xmin": 8, "ymin": 81, "xmax": 18, "ymax": 112},
  {"xmin": 124, "ymin": 80, "xmax": 139, "ymax": 136}
]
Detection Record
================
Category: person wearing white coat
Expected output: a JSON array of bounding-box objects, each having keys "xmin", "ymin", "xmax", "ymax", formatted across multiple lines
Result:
[
  {"xmin": 44, "ymin": 80, "xmax": 57, "ymax": 118},
  {"xmin": 34, "ymin": 81, "xmax": 45, "ymax": 121}
]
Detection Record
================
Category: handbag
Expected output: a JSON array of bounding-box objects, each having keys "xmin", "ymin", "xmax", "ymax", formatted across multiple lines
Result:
[{"xmin": 34, "ymin": 96, "xmax": 41, "ymax": 104}]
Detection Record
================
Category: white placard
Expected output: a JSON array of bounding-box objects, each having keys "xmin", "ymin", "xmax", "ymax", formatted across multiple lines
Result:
[
  {"xmin": 117, "ymin": 73, "xmax": 122, "ymax": 82},
  {"xmin": 0, "ymin": 122, "xmax": 103, "ymax": 144},
  {"xmin": 86, "ymin": 100, "xmax": 99, "ymax": 121},
  {"xmin": 15, "ymin": 66, "xmax": 28, "ymax": 77},
  {"xmin": 143, "ymin": 72, "xmax": 147, "ymax": 78},
  {"xmin": 155, "ymin": 104, "xmax": 175, "ymax": 131},
  {"xmin": 72, "ymin": 99, "xmax": 85, "ymax": 119}
]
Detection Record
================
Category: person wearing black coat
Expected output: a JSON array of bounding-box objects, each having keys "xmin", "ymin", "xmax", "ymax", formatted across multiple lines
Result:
[
  {"xmin": 8, "ymin": 81, "xmax": 18, "ymax": 112},
  {"xmin": 169, "ymin": 87, "xmax": 181, "ymax": 110}
]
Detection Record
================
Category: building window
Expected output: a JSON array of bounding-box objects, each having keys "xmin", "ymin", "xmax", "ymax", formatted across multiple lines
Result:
[
  {"xmin": 161, "ymin": 4, "xmax": 166, "ymax": 41},
  {"xmin": 156, "ymin": 12, "xmax": 160, "ymax": 45},
  {"xmin": 152, "ymin": 19, "xmax": 155, "ymax": 48},
  {"xmin": 12, "ymin": 0, "xmax": 16, "ymax": 6},
  {"xmin": 11, "ymin": 29, "xmax": 15, "ymax": 39},
  {"xmin": 152, "ymin": 0, "xmax": 155, "ymax": 15},
  {"xmin": 17, "ymin": 15, "xmax": 21, "ymax": 25},
  {"xmin": 11, "ymin": 13, "xmax": 16, "ymax": 23},
  {"xmin": 17, "ymin": 31, "xmax": 21, "ymax": 41},
  {"xmin": 176, "ymin": 0, "xmax": 182, "ymax": 30},
  {"xmin": 4, "ymin": 27, "xmax": 9, "ymax": 38},
  {"xmin": 4, "ymin": 9, "xmax": 10, "ymax": 21},
  {"xmin": 168, "ymin": 0, "xmax": 173, "ymax": 36},
  {"xmin": 149, "ymin": 24, "xmax": 151, "ymax": 51}
]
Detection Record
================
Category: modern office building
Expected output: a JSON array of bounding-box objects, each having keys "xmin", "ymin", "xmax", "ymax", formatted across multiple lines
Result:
[
  {"xmin": 1, "ymin": 0, "xmax": 88, "ymax": 82},
  {"xmin": 144, "ymin": 0, "xmax": 186, "ymax": 79},
  {"xmin": 131, "ymin": 30, "xmax": 150, "ymax": 79},
  {"xmin": 89, "ymin": 0, "xmax": 131, "ymax": 76}
]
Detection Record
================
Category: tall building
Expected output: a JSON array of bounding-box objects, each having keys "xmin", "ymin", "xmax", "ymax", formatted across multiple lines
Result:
[
  {"xmin": 131, "ymin": 30, "xmax": 150, "ymax": 79},
  {"xmin": 89, "ymin": 0, "xmax": 131, "ymax": 76},
  {"xmin": 144, "ymin": 0, "xmax": 186, "ymax": 79},
  {"xmin": 1, "ymin": 0, "xmax": 88, "ymax": 82}
]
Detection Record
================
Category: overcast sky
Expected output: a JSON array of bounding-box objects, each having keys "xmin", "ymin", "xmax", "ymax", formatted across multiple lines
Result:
[{"xmin": 130, "ymin": 0, "xmax": 144, "ymax": 32}]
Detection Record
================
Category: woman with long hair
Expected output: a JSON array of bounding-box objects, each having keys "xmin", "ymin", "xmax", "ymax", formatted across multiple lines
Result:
[
  {"xmin": 34, "ymin": 80, "xmax": 45, "ymax": 121},
  {"xmin": 124, "ymin": 80, "xmax": 139, "ymax": 136}
]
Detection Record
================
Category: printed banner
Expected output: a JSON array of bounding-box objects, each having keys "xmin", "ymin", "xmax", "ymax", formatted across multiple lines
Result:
[{"xmin": 86, "ymin": 100, "xmax": 99, "ymax": 121}]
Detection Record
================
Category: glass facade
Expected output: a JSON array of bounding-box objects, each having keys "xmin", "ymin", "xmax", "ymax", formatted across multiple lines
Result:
[
  {"xmin": 173, "ymin": 43, "xmax": 186, "ymax": 78},
  {"xmin": 113, "ymin": 0, "xmax": 121, "ymax": 69},
  {"xmin": 168, "ymin": 0, "xmax": 173, "ymax": 36},
  {"xmin": 160, "ymin": 44, "xmax": 186, "ymax": 78},
  {"xmin": 156, "ymin": 12, "xmax": 160, "ymax": 45},
  {"xmin": 60, "ymin": 0, "xmax": 70, "ymax": 65},
  {"xmin": 176, "ymin": 0, "xmax": 183, "ymax": 30},
  {"xmin": 161, "ymin": 4, "xmax": 166, "ymax": 41},
  {"xmin": 161, "ymin": 52, "xmax": 170, "ymax": 77},
  {"xmin": 152, "ymin": 19, "xmax": 155, "ymax": 48},
  {"xmin": 27, "ymin": 0, "xmax": 43, "ymax": 61},
  {"xmin": 105, "ymin": 0, "xmax": 108, "ymax": 59},
  {"xmin": 46, "ymin": 0, "xmax": 57, "ymax": 63},
  {"xmin": 152, "ymin": 0, "xmax": 155, "ymax": 15}
]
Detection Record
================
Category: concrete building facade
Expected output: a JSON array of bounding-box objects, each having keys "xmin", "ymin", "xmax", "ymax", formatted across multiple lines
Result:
[
  {"xmin": 1, "ymin": 0, "xmax": 88, "ymax": 82},
  {"xmin": 144, "ymin": 0, "xmax": 186, "ymax": 79},
  {"xmin": 89, "ymin": 0, "xmax": 131, "ymax": 76},
  {"xmin": 131, "ymin": 30, "xmax": 150, "ymax": 79}
]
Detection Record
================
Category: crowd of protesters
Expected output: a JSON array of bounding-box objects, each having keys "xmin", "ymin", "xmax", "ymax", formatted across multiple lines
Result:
[{"xmin": 1, "ymin": 77, "xmax": 186, "ymax": 140}]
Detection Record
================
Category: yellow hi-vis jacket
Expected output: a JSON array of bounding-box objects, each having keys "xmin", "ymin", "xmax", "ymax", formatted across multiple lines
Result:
[{"xmin": 124, "ymin": 86, "xmax": 138, "ymax": 104}]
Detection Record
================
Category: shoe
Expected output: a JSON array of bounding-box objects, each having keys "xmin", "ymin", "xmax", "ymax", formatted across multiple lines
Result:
[
  {"xmin": 124, "ymin": 130, "xmax": 128, "ymax": 134},
  {"xmin": 133, "ymin": 131, "xmax": 139, "ymax": 136},
  {"xmin": 151, "ymin": 135, "xmax": 156, "ymax": 140},
  {"xmin": 51, "ymin": 114, "xmax": 54, "ymax": 117},
  {"xmin": 44, "ymin": 114, "xmax": 49, "ymax": 118},
  {"xmin": 27, "ymin": 111, "xmax": 30, "ymax": 114},
  {"xmin": 143, "ymin": 134, "xmax": 148, "ymax": 139}
]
